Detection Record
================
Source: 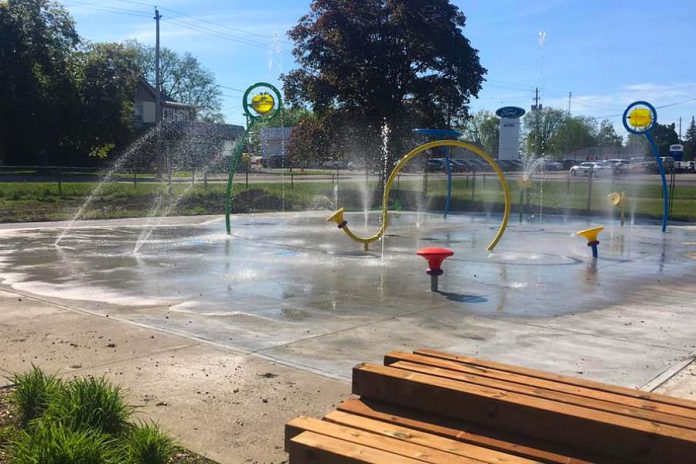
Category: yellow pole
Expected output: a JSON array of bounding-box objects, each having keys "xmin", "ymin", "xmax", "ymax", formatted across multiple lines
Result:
[{"xmin": 327, "ymin": 140, "xmax": 512, "ymax": 251}]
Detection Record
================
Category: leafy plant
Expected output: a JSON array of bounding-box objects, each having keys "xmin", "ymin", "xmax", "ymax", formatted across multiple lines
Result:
[
  {"xmin": 124, "ymin": 421, "xmax": 175, "ymax": 464},
  {"xmin": 46, "ymin": 376, "xmax": 132, "ymax": 435},
  {"xmin": 10, "ymin": 366, "xmax": 62, "ymax": 426},
  {"xmin": 12, "ymin": 420, "xmax": 118, "ymax": 464}
]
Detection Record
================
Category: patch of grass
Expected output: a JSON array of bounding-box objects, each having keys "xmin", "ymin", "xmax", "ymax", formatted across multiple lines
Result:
[
  {"xmin": 125, "ymin": 421, "xmax": 176, "ymax": 464},
  {"xmin": 46, "ymin": 376, "xmax": 132, "ymax": 435},
  {"xmin": 12, "ymin": 420, "xmax": 118, "ymax": 464},
  {"xmin": 2, "ymin": 369, "xmax": 217, "ymax": 463},
  {"xmin": 10, "ymin": 366, "xmax": 62, "ymax": 426}
]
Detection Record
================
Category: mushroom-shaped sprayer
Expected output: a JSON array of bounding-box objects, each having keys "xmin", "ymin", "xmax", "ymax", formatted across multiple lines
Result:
[
  {"xmin": 576, "ymin": 226, "xmax": 604, "ymax": 259},
  {"xmin": 416, "ymin": 247, "xmax": 454, "ymax": 292}
]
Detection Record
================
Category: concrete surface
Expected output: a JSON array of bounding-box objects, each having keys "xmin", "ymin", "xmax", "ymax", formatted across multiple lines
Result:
[
  {"xmin": 1, "ymin": 211, "xmax": 696, "ymax": 462},
  {"xmin": 0, "ymin": 289, "xmax": 348, "ymax": 464}
]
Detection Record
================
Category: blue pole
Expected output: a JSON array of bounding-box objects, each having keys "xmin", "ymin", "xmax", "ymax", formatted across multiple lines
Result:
[
  {"xmin": 645, "ymin": 132, "xmax": 669, "ymax": 233},
  {"xmin": 444, "ymin": 149, "xmax": 452, "ymax": 218}
]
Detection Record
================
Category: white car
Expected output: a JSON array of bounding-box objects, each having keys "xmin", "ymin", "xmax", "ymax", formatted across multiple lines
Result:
[{"xmin": 569, "ymin": 162, "xmax": 613, "ymax": 177}]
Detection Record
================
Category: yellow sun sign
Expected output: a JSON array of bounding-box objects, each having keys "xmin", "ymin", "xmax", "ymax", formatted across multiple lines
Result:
[
  {"xmin": 251, "ymin": 93, "xmax": 275, "ymax": 115},
  {"xmin": 627, "ymin": 107, "xmax": 652, "ymax": 129}
]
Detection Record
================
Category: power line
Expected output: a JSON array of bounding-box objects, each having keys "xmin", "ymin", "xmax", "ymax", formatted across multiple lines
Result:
[
  {"xmin": 63, "ymin": 1, "xmax": 151, "ymax": 18},
  {"xmin": 113, "ymin": 0, "xmax": 293, "ymax": 48},
  {"xmin": 167, "ymin": 18, "xmax": 274, "ymax": 50}
]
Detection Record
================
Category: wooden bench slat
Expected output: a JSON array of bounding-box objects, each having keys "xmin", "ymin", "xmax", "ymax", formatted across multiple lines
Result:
[
  {"xmin": 387, "ymin": 359, "xmax": 696, "ymax": 431},
  {"xmin": 323, "ymin": 410, "xmax": 541, "ymax": 464},
  {"xmin": 336, "ymin": 398, "xmax": 605, "ymax": 464},
  {"xmin": 286, "ymin": 416, "xmax": 487, "ymax": 464},
  {"xmin": 289, "ymin": 431, "xmax": 428, "ymax": 464},
  {"xmin": 414, "ymin": 348, "xmax": 696, "ymax": 411},
  {"xmin": 353, "ymin": 363, "xmax": 696, "ymax": 464},
  {"xmin": 386, "ymin": 351, "xmax": 696, "ymax": 421}
]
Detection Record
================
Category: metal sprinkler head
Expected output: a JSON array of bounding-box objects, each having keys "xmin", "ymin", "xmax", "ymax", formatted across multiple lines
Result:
[{"xmin": 416, "ymin": 247, "xmax": 454, "ymax": 292}]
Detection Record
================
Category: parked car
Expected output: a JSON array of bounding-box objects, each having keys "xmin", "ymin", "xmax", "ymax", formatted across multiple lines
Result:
[
  {"xmin": 321, "ymin": 160, "xmax": 349, "ymax": 170},
  {"xmin": 660, "ymin": 156, "xmax": 675, "ymax": 171},
  {"xmin": 450, "ymin": 159, "xmax": 473, "ymax": 172},
  {"xmin": 627, "ymin": 157, "xmax": 657, "ymax": 174},
  {"xmin": 426, "ymin": 158, "xmax": 447, "ymax": 172},
  {"xmin": 541, "ymin": 159, "xmax": 564, "ymax": 171},
  {"xmin": 569, "ymin": 162, "xmax": 613, "ymax": 177},
  {"xmin": 675, "ymin": 161, "xmax": 695, "ymax": 173},
  {"xmin": 562, "ymin": 159, "xmax": 579, "ymax": 170}
]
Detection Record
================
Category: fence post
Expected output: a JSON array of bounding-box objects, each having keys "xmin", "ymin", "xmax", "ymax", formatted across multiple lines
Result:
[
  {"xmin": 133, "ymin": 171, "xmax": 137, "ymax": 188},
  {"xmin": 57, "ymin": 168, "xmax": 62, "ymax": 195},
  {"xmin": 471, "ymin": 171, "xmax": 476, "ymax": 201},
  {"xmin": 566, "ymin": 175, "xmax": 570, "ymax": 195},
  {"xmin": 586, "ymin": 167, "xmax": 594, "ymax": 213},
  {"xmin": 291, "ymin": 172, "xmax": 294, "ymax": 189},
  {"xmin": 192, "ymin": 167, "xmax": 195, "ymax": 185},
  {"xmin": 204, "ymin": 171, "xmax": 208, "ymax": 188},
  {"xmin": 245, "ymin": 170, "xmax": 249, "ymax": 188}
]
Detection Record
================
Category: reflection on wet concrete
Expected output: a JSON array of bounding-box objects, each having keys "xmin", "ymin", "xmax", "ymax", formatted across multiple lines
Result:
[{"xmin": 0, "ymin": 211, "xmax": 695, "ymax": 384}]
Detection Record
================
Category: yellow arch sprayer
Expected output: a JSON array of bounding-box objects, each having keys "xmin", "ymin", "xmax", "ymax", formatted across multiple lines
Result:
[{"xmin": 327, "ymin": 140, "xmax": 512, "ymax": 252}]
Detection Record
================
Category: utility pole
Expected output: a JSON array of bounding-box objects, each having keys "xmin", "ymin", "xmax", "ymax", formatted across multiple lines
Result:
[
  {"xmin": 154, "ymin": 7, "xmax": 162, "ymax": 123},
  {"xmin": 679, "ymin": 117, "xmax": 682, "ymax": 140},
  {"xmin": 568, "ymin": 91, "xmax": 572, "ymax": 116}
]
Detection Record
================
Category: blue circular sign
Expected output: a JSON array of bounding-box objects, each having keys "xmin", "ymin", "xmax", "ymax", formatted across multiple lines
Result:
[{"xmin": 496, "ymin": 106, "xmax": 526, "ymax": 118}]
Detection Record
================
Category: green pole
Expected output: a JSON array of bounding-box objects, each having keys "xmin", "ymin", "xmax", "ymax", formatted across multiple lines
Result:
[{"xmin": 225, "ymin": 82, "xmax": 283, "ymax": 235}]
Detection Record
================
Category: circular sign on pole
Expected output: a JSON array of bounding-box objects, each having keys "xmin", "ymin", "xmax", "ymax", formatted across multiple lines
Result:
[
  {"xmin": 622, "ymin": 101, "xmax": 657, "ymax": 134},
  {"xmin": 242, "ymin": 82, "xmax": 282, "ymax": 122},
  {"xmin": 495, "ymin": 106, "xmax": 526, "ymax": 119}
]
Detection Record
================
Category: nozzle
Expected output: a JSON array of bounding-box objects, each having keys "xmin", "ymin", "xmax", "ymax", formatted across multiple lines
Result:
[
  {"xmin": 608, "ymin": 192, "xmax": 626, "ymax": 207},
  {"xmin": 576, "ymin": 226, "xmax": 604, "ymax": 244},
  {"xmin": 327, "ymin": 208, "xmax": 347, "ymax": 228}
]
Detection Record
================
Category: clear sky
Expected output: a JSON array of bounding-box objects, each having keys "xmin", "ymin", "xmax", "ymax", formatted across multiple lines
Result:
[{"xmin": 63, "ymin": 0, "xmax": 696, "ymax": 135}]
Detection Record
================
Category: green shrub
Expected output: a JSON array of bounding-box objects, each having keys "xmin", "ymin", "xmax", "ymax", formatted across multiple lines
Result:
[
  {"xmin": 124, "ymin": 421, "xmax": 175, "ymax": 464},
  {"xmin": 10, "ymin": 366, "xmax": 62, "ymax": 426},
  {"xmin": 12, "ymin": 420, "xmax": 118, "ymax": 464},
  {"xmin": 46, "ymin": 376, "xmax": 132, "ymax": 435}
]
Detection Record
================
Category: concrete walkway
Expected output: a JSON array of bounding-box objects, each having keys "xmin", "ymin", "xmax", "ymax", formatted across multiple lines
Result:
[{"xmin": 0, "ymin": 288, "xmax": 348, "ymax": 464}]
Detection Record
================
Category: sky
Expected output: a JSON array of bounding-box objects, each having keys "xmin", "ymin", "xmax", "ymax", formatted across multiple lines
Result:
[{"xmin": 62, "ymin": 0, "xmax": 696, "ymax": 136}]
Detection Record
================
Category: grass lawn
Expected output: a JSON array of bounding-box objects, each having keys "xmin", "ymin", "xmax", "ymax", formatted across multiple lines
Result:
[{"xmin": 0, "ymin": 175, "xmax": 694, "ymax": 223}]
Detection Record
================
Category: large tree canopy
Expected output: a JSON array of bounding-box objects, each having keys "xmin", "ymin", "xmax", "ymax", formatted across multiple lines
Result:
[
  {"xmin": 0, "ymin": 0, "xmax": 80, "ymax": 164},
  {"xmin": 128, "ymin": 41, "xmax": 223, "ymax": 122},
  {"xmin": 282, "ymin": 0, "xmax": 485, "ymax": 168}
]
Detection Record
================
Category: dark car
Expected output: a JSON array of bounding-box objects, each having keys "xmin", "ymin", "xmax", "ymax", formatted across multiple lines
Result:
[
  {"xmin": 426, "ymin": 158, "xmax": 447, "ymax": 172},
  {"xmin": 450, "ymin": 159, "xmax": 473, "ymax": 172}
]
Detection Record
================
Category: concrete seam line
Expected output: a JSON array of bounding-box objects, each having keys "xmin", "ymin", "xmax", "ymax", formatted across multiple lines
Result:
[{"xmin": 641, "ymin": 354, "xmax": 696, "ymax": 392}]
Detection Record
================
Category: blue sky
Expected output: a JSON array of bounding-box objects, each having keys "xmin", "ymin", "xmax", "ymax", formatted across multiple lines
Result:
[{"xmin": 63, "ymin": 0, "xmax": 696, "ymax": 135}]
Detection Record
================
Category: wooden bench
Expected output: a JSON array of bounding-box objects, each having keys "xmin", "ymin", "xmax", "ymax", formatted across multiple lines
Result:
[{"xmin": 285, "ymin": 348, "xmax": 696, "ymax": 463}]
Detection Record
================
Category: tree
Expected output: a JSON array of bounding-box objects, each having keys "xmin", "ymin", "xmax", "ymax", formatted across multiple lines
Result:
[
  {"xmin": 595, "ymin": 120, "xmax": 623, "ymax": 147},
  {"xmin": 626, "ymin": 133, "xmax": 648, "ymax": 157},
  {"xmin": 683, "ymin": 117, "xmax": 696, "ymax": 161},
  {"xmin": 547, "ymin": 115, "xmax": 597, "ymax": 157},
  {"xmin": 651, "ymin": 123, "xmax": 679, "ymax": 157},
  {"xmin": 522, "ymin": 108, "xmax": 566, "ymax": 157},
  {"xmin": 0, "ymin": 0, "xmax": 80, "ymax": 164},
  {"xmin": 61, "ymin": 42, "xmax": 142, "ymax": 161},
  {"xmin": 282, "ymin": 0, "xmax": 485, "ymax": 171},
  {"xmin": 457, "ymin": 110, "xmax": 499, "ymax": 155},
  {"xmin": 128, "ymin": 41, "xmax": 223, "ymax": 122}
]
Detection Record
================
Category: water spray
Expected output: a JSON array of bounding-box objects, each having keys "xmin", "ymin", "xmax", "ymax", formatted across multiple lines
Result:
[
  {"xmin": 608, "ymin": 192, "xmax": 627, "ymax": 226},
  {"xmin": 622, "ymin": 101, "xmax": 667, "ymax": 233},
  {"xmin": 327, "ymin": 140, "xmax": 512, "ymax": 252}
]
